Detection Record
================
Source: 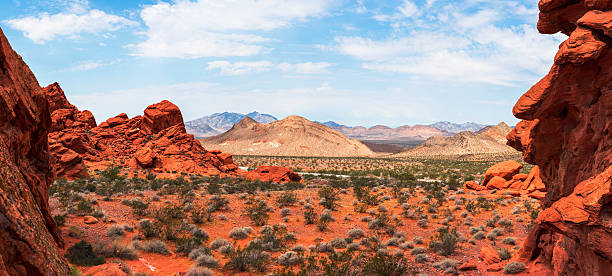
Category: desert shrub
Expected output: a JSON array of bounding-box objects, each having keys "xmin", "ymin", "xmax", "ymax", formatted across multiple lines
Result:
[
  {"xmin": 473, "ymin": 231, "xmax": 486, "ymax": 240},
  {"xmin": 413, "ymin": 236, "xmax": 424, "ymax": 245},
  {"xmin": 384, "ymin": 237, "xmax": 402, "ymax": 247},
  {"xmin": 429, "ymin": 227, "xmax": 459, "ymax": 256},
  {"xmin": 433, "ymin": 258, "xmax": 457, "ymax": 272},
  {"xmin": 280, "ymin": 208, "xmax": 291, "ymax": 217},
  {"xmin": 276, "ymin": 191, "xmax": 298, "ymax": 207},
  {"xmin": 244, "ymin": 200, "xmax": 270, "ymax": 226},
  {"xmin": 224, "ymin": 245, "xmax": 270, "ymax": 273},
  {"xmin": 190, "ymin": 228, "xmax": 209, "ymax": 241},
  {"xmin": 303, "ymin": 208, "xmax": 317, "ymax": 225},
  {"xmin": 316, "ymin": 242, "xmax": 334, "ymax": 253},
  {"xmin": 417, "ymin": 218, "xmax": 428, "ymax": 228},
  {"xmin": 190, "ymin": 207, "xmax": 208, "ymax": 224},
  {"xmin": 229, "ymin": 227, "xmax": 250, "ymax": 240},
  {"xmin": 54, "ymin": 214, "xmax": 66, "ymax": 226},
  {"xmin": 210, "ymin": 238, "xmax": 230, "ymax": 250},
  {"xmin": 348, "ymin": 228, "xmax": 365, "ymax": 239},
  {"xmin": 186, "ymin": 267, "xmax": 214, "ymax": 276},
  {"xmin": 65, "ymin": 240, "xmax": 105, "ymax": 266},
  {"xmin": 497, "ymin": 248, "xmax": 512, "ymax": 260},
  {"xmin": 503, "ymin": 237, "xmax": 517, "ymax": 245},
  {"xmin": 399, "ymin": 242, "xmax": 414, "ymax": 250},
  {"xmin": 361, "ymin": 252, "xmax": 409, "ymax": 276},
  {"xmin": 414, "ymin": 253, "xmax": 430, "ymax": 263},
  {"xmin": 94, "ymin": 242, "xmax": 138, "ymax": 260},
  {"xmin": 410, "ymin": 247, "xmax": 427, "ymax": 255},
  {"xmin": 188, "ymin": 246, "xmax": 213, "ymax": 261},
  {"xmin": 196, "ymin": 254, "xmax": 220, "ymax": 268},
  {"xmin": 106, "ymin": 224, "xmax": 125, "ymax": 238},
  {"xmin": 219, "ymin": 244, "xmax": 235, "ymax": 255},
  {"xmin": 330, "ymin": 237, "xmax": 347, "ymax": 249},
  {"xmin": 143, "ymin": 240, "xmax": 171, "ymax": 255},
  {"xmin": 318, "ymin": 186, "xmax": 339, "ymax": 210},
  {"xmin": 504, "ymin": 262, "xmax": 527, "ymax": 274},
  {"xmin": 278, "ymin": 251, "xmax": 303, "ymax": 266},
  {"xmin": 347, "ymin": 242, "xmax": 360, "ymax": 251},
  {"xmin": 176, "ymin": 236, "xmax": 203, "ymax": 256}
]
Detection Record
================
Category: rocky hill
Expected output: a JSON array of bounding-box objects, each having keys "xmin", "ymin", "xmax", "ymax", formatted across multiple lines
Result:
[
  {"xmin": 0, "ymin": 26, "xmax": 70, "ymax": 275},
  {"xmin": 186, "ymin": 111, "xmax": 277, "ymax": 137},
  {"xmin": 475, "ymin": 122, "xmax": 512, "ymax": 144},
  {"xmin": 200, "ymin": 115, "xmax": 374, "ymax": 157},
  {"xmin": 507, "ymin": 2, "xmax": 612, "ymax": 274},
  {"xmin": 45, "ymin": 83, "xmax": 240, "ymax": 179},
  {"xmin": 391, "ymin": 122, "xmax": 517, "ymax": 158}
]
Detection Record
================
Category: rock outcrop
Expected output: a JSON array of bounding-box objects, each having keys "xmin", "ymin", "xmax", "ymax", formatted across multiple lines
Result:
[
  {"xmin": 0, "ymin": 27, "xmax": 70, "ymax": 275},
  {"xmin": 507, "ymin": 1, "xmax": 612, "ymax": 274},
  {"xmin": 463, "ymin": 162, "xmax": 546, "ymax": 199},
  {"xmin": 244, "ymin": 166, "xmax": 303, "ymax": 183},
  {"xmin": 44, "ymin": 84, "xmax": 240, "ymax": 177},
  {"xmin": 45, "ymin": 82, "xmax": 95, "ymax": 179}
]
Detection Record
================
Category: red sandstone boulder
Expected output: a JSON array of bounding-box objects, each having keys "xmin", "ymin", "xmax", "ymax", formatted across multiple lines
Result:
[
  {"xmin": 464, "ymin": 180, "xmax": 487, "ymax": 191},
  {"xmin": 486, "ymin": 176, "xmax": 511, "ymax": 190},
  {"xmin": 0, "ymin": 26, "xmax": 70, "ymax": 275},
  {"xmin": 480, "ymin": 243, "xmax": 501, "ymax": 264},
  {"xmin": 141, "ymin": 100, "xmax": 183, "ymax": 134},
  {"xmin": 482, "ymin": 160, "xmax": 523, "ymax": 185},
  {"xmin": 245, "ymin": 166, "xmax": 303, "ymax": 183}
]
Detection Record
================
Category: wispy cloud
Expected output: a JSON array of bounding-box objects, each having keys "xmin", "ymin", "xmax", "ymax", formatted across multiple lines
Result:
[
  {"xmin": 5, "ymin": 0, "xmax": 136, "ymax": 43},
  {"xmin": 130, "ymin": 0, "xmax": 335, "ymax": 58},
  {"xmin": 206, "ymin": 60, "xmax": 334, "ymax": 75}
]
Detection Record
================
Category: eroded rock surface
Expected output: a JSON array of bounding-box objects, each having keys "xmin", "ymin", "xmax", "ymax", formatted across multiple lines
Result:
[
  {"xmin": 245, "ymin": 166, "xmax": 303, "ymax": 183},
  {"xmin": 507, "ymin": 1, "xmax": 612, "ymax": 274},
  {"xmin": 0, "ymin": 27, "xmax": 70, "ymax": 275}
]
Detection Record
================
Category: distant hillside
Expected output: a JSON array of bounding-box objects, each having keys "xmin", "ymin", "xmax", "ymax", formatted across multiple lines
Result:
[
  {"xmin": 428, "ymin": 121, "xmax": 487, "ymax": 133},
  {"xmin": 392, "ymin": 122, "xmax": 517, "ymax": 158},
  {"xmin": 327, "ymin": 123, "xmax": 451, "ymax": 141},
  {"xmin": 200, "ymin": 116, "xmax": 374, "ymax": 157},
  {"xmin": 186, "ymin": 111, "xmax": 277, "ymax": 137}
]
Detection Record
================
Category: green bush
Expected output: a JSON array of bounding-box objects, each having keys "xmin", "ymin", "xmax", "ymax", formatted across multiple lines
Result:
[
  {"xmin": 244, "ymin": 200, "xmax": 270, "ymax": 226},
  {"xmin": 65, "ymin": 240, "xmax": 105, "ymax": 266}
]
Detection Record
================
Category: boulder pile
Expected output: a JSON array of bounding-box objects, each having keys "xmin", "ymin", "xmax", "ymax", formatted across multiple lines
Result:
[{"xmin": 464, "ymin": 160, "xmax": 546, "ymax": 199}]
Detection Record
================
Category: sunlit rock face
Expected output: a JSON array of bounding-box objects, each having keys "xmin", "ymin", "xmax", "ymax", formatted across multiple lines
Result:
[
  {"xmin": 506, "ymin": 1, "xmax": 612, "ymax": 274},
  {"xmin": 0, "ymin": 27, "xmax": 71, "ymax": 275}
]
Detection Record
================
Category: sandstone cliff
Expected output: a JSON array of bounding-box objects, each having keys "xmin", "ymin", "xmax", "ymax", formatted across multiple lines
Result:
[
  {"xmin": 507, "ymin": 1, "xmax": 612, "ymax": 274},
  {"xmin": 0, "ymin": 27, "xmax": 70, "ymax": 275}
]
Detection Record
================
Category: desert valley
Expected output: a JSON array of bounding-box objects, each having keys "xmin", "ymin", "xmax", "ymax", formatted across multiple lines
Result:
[{"xmin": 1, "ymin": 1, "xmax": 611, "ymax": 276}]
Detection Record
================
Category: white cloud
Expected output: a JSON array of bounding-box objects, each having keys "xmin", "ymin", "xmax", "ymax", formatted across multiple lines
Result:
[
  {"xmin": 69, "ymin": 59, "xmax": 119, "ymax": 72},
  {"xmin": 207, "ymin": 61, "xmax": 333, "ymax": 75},
  {"xmin": 335, "ymin": 0, "xmax": 564, "ymax": 86},
  {"xmin": 279, "ymin": 62, "xmax": 334, "ymax": 74},
  {"xmin": 398, "ymin": 1, "xmax": 418, "ymax": 17},
  {"xmin": 131, "ymin": 0, "xmax": 334, "ymax": 58},
  {"xmin": 206, "ymin": 60, "xmax": 274, "ymax": 75},
  {"xmin": 5, "ymin": 2, "xmax": 136, "ymax": 44}
]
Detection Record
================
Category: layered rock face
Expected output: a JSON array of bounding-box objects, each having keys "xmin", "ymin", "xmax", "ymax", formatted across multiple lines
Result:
[
  {"xmin": 45, "ymin": 82, "xmax": 95, "ymax": 179},
  {"xmin": 44, "ymin": 85, "xmax": 240, "ymax": 177},
  {"xmin": 507, "ymin": 1, "xmax": 612, "ymax": 274},
  {"xmin": 0, "ymin": 27, "xmax": 70, "ymax": 275}
]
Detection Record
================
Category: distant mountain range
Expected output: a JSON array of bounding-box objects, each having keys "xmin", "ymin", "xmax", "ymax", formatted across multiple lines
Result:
[
  {"xmin": 200, "ymin": 116, "xmax": 374, "ymax": 157},
  {"xmin": 391, "ymin": 122, "xmax": 517, "ymax": 158},
  {"xmin": 186, "ymin": 111, "xmax": 494, "ymax": 144},
  {"xmin": 185, "ymin": 111, "xmax": 277, "ymax": 138}
]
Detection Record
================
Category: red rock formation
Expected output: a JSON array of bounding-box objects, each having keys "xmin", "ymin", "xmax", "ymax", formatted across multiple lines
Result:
[
  {"xmin": 245, "ymin": 166, "xmax": 303, "ymax": 183},
  {"xmin": 45, "ymin": 83, "xmax": 95, "ymax": 179},
  {"xmin": 464, "ymin": 162, "xmax": 546, "ymax": 198},
  {"xmin": 0, "ymin": 27, "xmax": 70, "ymax": 275},
  {"xmin": 507, "ymin": 1, "xmax": 612, "ymax": 274},
  {"xmin": 482, "ymin": 160, "xmax": 523, "ymax": 185}
]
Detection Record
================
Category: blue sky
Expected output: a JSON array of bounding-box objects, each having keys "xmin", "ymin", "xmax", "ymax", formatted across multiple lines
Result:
[{"xmin": 1, "ymin": 0, "xmax": 565, "ymax": 127}]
